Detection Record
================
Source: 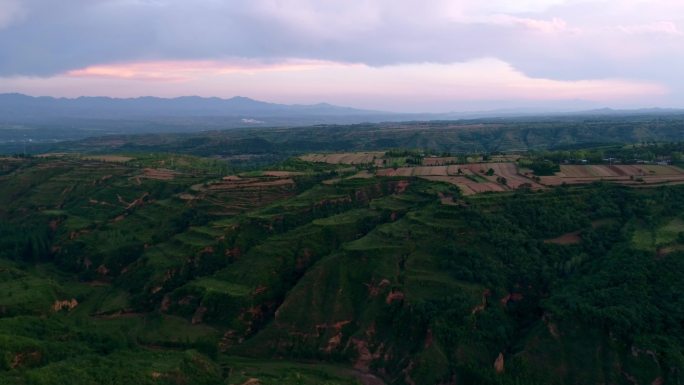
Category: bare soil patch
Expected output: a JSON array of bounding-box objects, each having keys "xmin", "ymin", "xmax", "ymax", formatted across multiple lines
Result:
[{"xmin": 544, "ymin": 231, "xmax": 582, "ymax": 245}]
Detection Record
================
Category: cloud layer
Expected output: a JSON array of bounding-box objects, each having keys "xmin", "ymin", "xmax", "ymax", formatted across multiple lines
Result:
[{"xmin": 1, "ymin": 0, "xmax": 683, "ymax": 110}]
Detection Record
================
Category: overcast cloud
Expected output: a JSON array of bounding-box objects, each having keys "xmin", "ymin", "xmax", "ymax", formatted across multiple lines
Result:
[{"xmin": 1, "ymin": 0, "xmax": 683, "ymax": 111}]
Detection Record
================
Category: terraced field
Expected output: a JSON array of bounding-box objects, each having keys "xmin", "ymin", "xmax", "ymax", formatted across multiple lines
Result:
[
  {"xmin": 376, "ymin": 162, "xmax": 544, "ymax": 194},
  {"xmin": 368, "ymin": 154, "xmax": 684, "ymax": 194},
  {"xmin": 300, "ymin": 152, "xmax": 385, "ymax": 165},
  {"xmin": 541, "ymin": 164, "xmax": 684, "ymax": 186},
  {"xmin": 422, "ymin": 156, "xmax": 458, "ymax": 166},
  {"xmin": 3, "ymin": 151, "xmax": 684, "ymax": 385}
]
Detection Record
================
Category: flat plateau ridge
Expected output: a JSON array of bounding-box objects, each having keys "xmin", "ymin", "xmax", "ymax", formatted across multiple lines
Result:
[{"xmin": 302, "ymin": 152, "xmax": 684, "ymax": 195}]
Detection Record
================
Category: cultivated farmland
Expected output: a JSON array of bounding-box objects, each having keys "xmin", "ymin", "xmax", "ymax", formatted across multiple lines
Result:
[
  {"xmin": 300, "ymin": 152, "xmax": 385, "ymax": 164},
  {"xmin": 540, "ymin": 164, "xmax": 684, "ymax": 186},
  {"xmin": 422, "ymin": 157, "xmax": 459, "ymax": 166},
  {"xmin": 300, "ymin": 150, "xmax": 684, "ymax": 196},
  {"xmin": 376, "ymin": 162, "xmax": 544, "ymax": 194}
]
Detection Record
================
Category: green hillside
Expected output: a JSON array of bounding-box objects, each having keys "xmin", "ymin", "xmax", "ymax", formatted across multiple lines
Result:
[{"xmin": 1, "ymin": 148, "xmax": 684, "ymax": 385}]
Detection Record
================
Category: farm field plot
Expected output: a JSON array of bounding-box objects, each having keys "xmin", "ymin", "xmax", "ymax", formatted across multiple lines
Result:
[
  {"xmin": 35, "ymin": 153, "xmax": 71, "ymax": 158},
  {"xmin": 83, "ymin": 155, "xmax": 133, "ymax": 163},
  {"xmin": 207, "ymin": 176, "xmax": 295, "ymax": 190},
  {"xmin": 140, "ymin": 168, "xmax": 179, "ymax": 180},
  {"xmin": 541, "ymin": 165, "xmax": 684, "ymax": 186},
  {"xmin": 491, "ymin": 154, "xmax": 522, "ymax": 162},
  {"xmin": 300, "ymin": 152, "xmax": 384, "ymax": 164},
  {"xmin": 420, "ymin": 176, "xmax": 507, "ymax": 195},
  {"xmin": 362, "ymin": 159, "xmax": 683, "ymax": 194},
  {"xmin": 378, "ymin": 166, "xmax": 451, "ymax": 177},
  {"xmin": 261, "ymin": 170, "xmax": 305, "ymax": 177},
  {"xmin": 458, "ymin": 162, "xmax": 544, "ymax": 190},
  {"xmin": 414, "ymin": 165, "xmax": 449, "ymax": 176},
  {"xmin": 377, "ymin": 162, "xmax": 543, "ymax": 194},
  {"xmin": 422, "ymin": 156, "xmax": 458, "ymax": 166},
  {"xmin": 193, "ymin": 174, "xmax": 297, "ymax": 215}
]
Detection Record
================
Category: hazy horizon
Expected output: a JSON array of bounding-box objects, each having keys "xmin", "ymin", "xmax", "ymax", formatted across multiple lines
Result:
[
  {"xmin": 2, "ymin": 0, "xmax": 683, "ymax": 113},
  {"xmin": 3, "ymin": 91, "xmax": 678, "ymax": 116}
]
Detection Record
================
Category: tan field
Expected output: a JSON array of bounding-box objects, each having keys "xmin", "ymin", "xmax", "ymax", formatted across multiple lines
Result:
[
  {"xmin": 262, "ymin": 171, "xmax": 305, "ymax": 177},
  {"xmin": 541, "ymin": 165, "xmax": 684, "ymax": 186},
  {"xmin": 300, "ymin": 152, "xmax": 385, "ymax": 164},
  {"xmin": 83, "ymin": 155, "xmax": 133, "ymax": 163},
  {"xmin": 305, "ymin": 151, "xmax": 684, "ymax": 195},
  {"xmin": 422, "ymin": 157, "xmax": 458, "ymax": 166},
  {"xmin": 490, "ymin": 154, "xmax": 522, "ymax": 162},
  {"xmin": 377, "ymin": 162, "xmax": 543, "ymax": 194},
  {"xmin": 208, "ymin": 175, "xmax": 295, "ymax": 190},
  {"xmin": 419, "ymin": 176, "xmax": 506, "ymax": 195},
  {"xmin": 141, "ymin": 168, "xmax": 178, "ymax": 180},
  {"xmin": 444, "ymin": 163, "xmax": 544, "ymax": 190}
]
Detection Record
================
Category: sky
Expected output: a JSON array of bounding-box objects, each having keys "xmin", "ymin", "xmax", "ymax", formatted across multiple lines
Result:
[{"xmin": 0, "ymin": 0, "xmax": 683, "ymax": 112}]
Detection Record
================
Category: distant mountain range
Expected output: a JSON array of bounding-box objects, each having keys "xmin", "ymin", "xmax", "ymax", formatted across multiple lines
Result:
[
  {"xmin": 2, "ymin": 93, "xmax": 684, "ymax": 123},
  {"xmin": 0, "ymin": 93, "xmax": 388, "ymax": 121},
  {"xmin": 2, "ymin": 93, "xmax": 684, "ymax": 151}
]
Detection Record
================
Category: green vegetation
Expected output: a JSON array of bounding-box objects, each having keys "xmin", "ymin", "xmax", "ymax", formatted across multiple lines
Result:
[
  {"xmin": 10, "ymin": 114, "xmax": 684, "ymax": 160},
  {"xmin": 521, "ymin": 159, "xmax": 561, "ymax": 176},
  {"xmin": 2, "ymin": 138, "xmax": 684, "ymax": 385},
  {"xmin": 528, "ymin": 142, "xmax": 684, "ymax": 166}
]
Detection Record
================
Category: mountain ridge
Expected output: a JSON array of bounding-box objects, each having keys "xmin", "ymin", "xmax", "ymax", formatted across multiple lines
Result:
[
  {"xmin": 0, "ymin": 93, "xmax": 388, "ymax": 120},
  {"xmin": 3, "ymin": 93, "xmax": 684, "ymax": 134}
]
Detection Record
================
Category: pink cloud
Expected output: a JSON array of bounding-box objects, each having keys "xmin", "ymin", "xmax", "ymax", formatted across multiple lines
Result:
[
  {"xmin": 8, "ymin": 58, "xmax": 663, "ymax": 112},
  {"xmin": 66, "ymin": 59, "xmax": 358, "ymax": 81}
]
